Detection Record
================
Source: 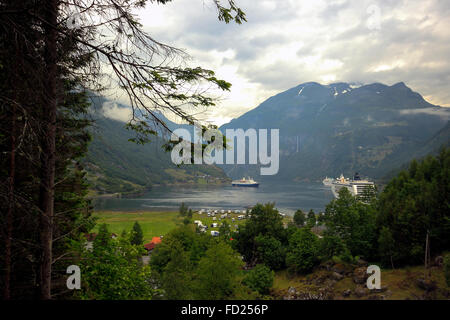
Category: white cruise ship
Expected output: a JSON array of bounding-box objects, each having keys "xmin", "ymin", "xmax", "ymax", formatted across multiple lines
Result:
[
  {"xmin": 322, "ymin": 176, "xmax": 334, "ymax": 186},
  {"xmin": 231, "ymin": 177, "xmax": 259, "ymax": 187},
  {"xmin": 331, "ymin": 173, "xmax": 375, "ymax": 198}
]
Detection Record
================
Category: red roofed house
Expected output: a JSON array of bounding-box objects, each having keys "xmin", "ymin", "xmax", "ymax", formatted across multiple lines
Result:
[{"xmin": 144, "ymin": 236, "xmax": 162, "ymax": 254}]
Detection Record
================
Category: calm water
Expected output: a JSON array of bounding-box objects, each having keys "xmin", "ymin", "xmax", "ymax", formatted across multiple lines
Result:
[{"xmin": 93, "ymin": 182, "xmax": 334, "ymax": 216}]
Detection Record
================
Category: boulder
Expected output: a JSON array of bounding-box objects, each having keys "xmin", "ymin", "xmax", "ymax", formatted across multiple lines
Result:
[
  {"xmin": 353, "ymin": 267, "xmax": 368, "ymax": 284},
  {"xmin": 354, "ymin": 285, "xmax": 368, "ymax": 298},
  {"xmin": 331, "ymin": 272, "xmax": 344, "ymax": 281},
  {"xmin": 332, "ymin": 263, "xmax": 352, "ymax": 275},
  {"xmin": 342, "ymin": 289, "xmax": 351, "ymax": 297},
  {"xmin": 416, "ymin": 278, "xmax": 437, "ymax": 292}
]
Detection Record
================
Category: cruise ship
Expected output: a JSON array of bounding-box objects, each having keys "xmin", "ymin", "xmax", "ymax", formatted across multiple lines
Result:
[
  {"xmin": 322, "ymin": 176, "xmax": 334, "ymax": 186},
  {"xmin": 231, "ymin": 177, "xmax": 259, "ymax": 187},
  {"xmin": 331, "ymin": 173, "xmax": 375, "ymax": 198}
]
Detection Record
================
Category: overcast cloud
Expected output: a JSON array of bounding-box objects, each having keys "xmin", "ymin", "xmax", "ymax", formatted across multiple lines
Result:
[{"xmin": 125, "ymin": 0, "xmax": 450, "ymax": 126}]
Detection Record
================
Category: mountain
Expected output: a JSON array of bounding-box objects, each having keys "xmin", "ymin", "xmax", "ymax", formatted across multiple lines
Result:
[
  {"xmin": 84, "ymin": 95, "xmax": 230, "ymax": 195},
  {"xmin": 219, "ymin": 82, "xmax": 450, "ymax": 181}
]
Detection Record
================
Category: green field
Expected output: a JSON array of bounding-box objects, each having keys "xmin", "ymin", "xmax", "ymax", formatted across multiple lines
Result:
[
  {"xmin": 93, "ymin": 210, "xmax": 293, "ymax": 243},
  {"xmin": 92, "ymin": 211, "xmax": 181, "ymax": 243}
]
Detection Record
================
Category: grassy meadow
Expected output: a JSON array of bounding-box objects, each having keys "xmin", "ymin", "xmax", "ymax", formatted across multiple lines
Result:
[
  {"xmin": 92, "ymin": 211, "xmax": 180, "ymax": 243},
  {"xmin": 92, "ymin": 210, "xmax": 263, "ymax": 243}
]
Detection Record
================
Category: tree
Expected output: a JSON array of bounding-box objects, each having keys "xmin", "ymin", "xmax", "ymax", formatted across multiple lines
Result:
[
  {"xmin": 254, "ymin": 235, "xmax": 286, "ymax": 270},
  {"xmin": 444, "ymin": 254, "xmax": 450, "ymax": 288},
  {"xmin": 179, "ymin": 202, "xmax": 189, "ymax": 217},
  {"xmin": 130, "ymin": 221, "xmax": 144, "ymax": 245},
  {"xmin": 179, "ymin": 203, "xmax": 193, "ymax": 225},
  {"xmin": 378, "ymin": 226, "xmax": 396, "ymax": 269},
  {"xmin": 149, "ymin": 226, "xmax": 197, "ymax": 274},
  {"xmin": 74, "ymin": 224, "xmax": 154, "ymax": 299},
  {"xmin": 323, "ymin": 188, "xmax": 378, "ymax": 260},
  {"xmin": 234, "ymin": 203, "xmax": 287, "ymax": 265},
  {"xmin": 293, "ymin": 209, "xmax": 305, "ymax": 227},
  {"xmin": 306, "ymin": 209, "xmax": 316, "ymax": 228},
  {"xmin": 0, "ymin": 0, "xmax": 246, "ymax": 299},
  {"xmin": 0, "ymin": 4, "xmax": 95, "ymax": 297},
  {"xmin": 161, "ymin": 243, "xmax": 194, "ymax": 299},
  {"xmin": 377, "ymin": 148, "xmax": 450, "ymax": 266},
  {"xmin": 243, "ymin": 264, "xmax": 274, "ymax": 295},
  {"xmin": 219, "ymin": 221, "xmax": 232, "ymax": 240},
  {"xmin": 319, "ymin": 234, "xmax": 351, "ymax": 262},
  {"xmin": 193, "ymin": 241, "xmax": 244, "ymax": 300},
  {"xmin": 286, "ymin": 228, "xmax": 320, "ymax": 274}
]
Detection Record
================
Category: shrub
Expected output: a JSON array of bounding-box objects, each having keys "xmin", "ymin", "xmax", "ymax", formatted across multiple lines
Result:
[
  {"xmin": 286, "ymin": 228, "xmax": 320, "ymax": 274},
  {"xmin": 444, "ymin": 254, "xmax": 450, "ymax": 287},
  {"xmin": 244, "ymin": 264, "xmax": 274, "ymax": 295}
]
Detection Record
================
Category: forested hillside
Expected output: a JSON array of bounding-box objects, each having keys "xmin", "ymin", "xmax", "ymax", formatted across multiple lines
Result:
[{"xmin": 84, "ymin": 96, "xmax": 230, "ymax": 195}]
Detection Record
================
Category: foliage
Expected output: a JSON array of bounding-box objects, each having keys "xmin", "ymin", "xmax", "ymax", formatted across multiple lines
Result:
[
  {"xmin": 73, "ymin": 224, "xmax": 154, "ymax": 299},
  {"xmin": 306, "ymin": 209, "xmax": 316, "ymax": 228},
  {"xmin": 149, "ymin": 225, "xmax": 198, "ymax": 274},
  {"xmin": 219, "ymin": 221, "xmax": 232, "ymax": 240},
  {"xmin": 293, "ymin": 209, "xmax": 305, "ymax": 227},
  {"xmin": 319, "ymin": 235, "xmax": 351, "ymax": 262},
  {"xmin": 444, "ymin": 254, "xmax": 450, "ymax": 287},
  {"xmin": 323, "ymin": 187, "xmax": 378, "ymax": 260},
  {"xmin": 377, "ymin": 148, "xmax": 450, "ymax": 266},
  {"xmin": 254, "ymin": 235, "xmax": 286, "ymax": 270},
  {"xmin": 193, "ymin": 241, "xmax": 244, "ymax": 300},
  {"xmin": 243, "ymin": 264, "xmax": 274, "ymax": 295},
  {"xmin": 286, "ymin": 228, "xmax": 320, "ymax": 274},
  {"xmin": 179, "ymin": 202, "xmax": 193, "ymax": 225},
  {"xmin": 234, "ymin": 203, "xmax": 287, "ymax": 265},
  {"xmin": 378, "ymin": 226, "xmax": 396, "ymax": 268},
  {"xmin": 161, "ymin": 243, "xmax": 195, "ymax": 299},
  {"xmin": 130, "ymin": 221, "xmax": 144, "ymax": 245}
]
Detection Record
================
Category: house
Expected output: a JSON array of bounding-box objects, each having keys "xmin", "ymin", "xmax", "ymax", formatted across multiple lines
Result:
[
  {"xmin": 144, "ymin": 236, "xmax": 162, "ymax": 254},
  {"xmin": 211, "ymin": 231, "xmax": 220, "ymax": 237}
]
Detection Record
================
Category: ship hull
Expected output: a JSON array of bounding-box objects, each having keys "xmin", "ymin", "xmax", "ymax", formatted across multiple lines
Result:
[{"xmin": 232, "ymin": 183, "xmax": 259, "ymax": 187}]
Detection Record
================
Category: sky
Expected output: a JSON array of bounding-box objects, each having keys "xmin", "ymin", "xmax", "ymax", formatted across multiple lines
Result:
[{"xmin": 106, "ymin": 0, "xmax": 450, "ymax": 126}]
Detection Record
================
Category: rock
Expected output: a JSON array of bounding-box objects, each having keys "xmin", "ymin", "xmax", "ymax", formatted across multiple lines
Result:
[
  {"xmin": 319, "ymin": 260, "xmax": 334, "ymax": 271},
  {"xmin": 368, "ymin": 294, "xmax": 385, "ymax": 300},
  {"xmin": 332, "ymin": 263, "xmax": 351, "ymax": 275},
  {"xmin": 353, "ymin": 267, "xmax": 368, "ymax": 284},
  {"xmin": 331, "ymin": 271, "xmax": 344, "ymax": 281},
  {"xmin": 416, "ymin": 278, "xmax": 437, "ymax": 291},
  {"xmin": 372, "ymin": 285, "xmax": 388, "ymax": 293},
  {"xmin": 342, "ymin": 289, "xmax": 351, "ymax": 297},
  {"xmin": 288, "ymin": 287, "xmax": 297, "ymax": 295},
  {"xmin": 354, "ymin": 285, "xmax": 368, "ymax": 298},
  {"xmin": 357, "ymin": 259, "xmax": 368, "ymax": 267}
]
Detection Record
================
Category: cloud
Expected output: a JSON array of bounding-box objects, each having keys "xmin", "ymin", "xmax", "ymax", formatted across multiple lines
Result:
[
  {"xmin": 398, "ymin": 107, "xmax": 450, "ymax": 120},
  {"xmin": 130, "ymin": 0, "xmax": 450, "ymax": 126},
  {"xmin": 102, "ymin": 101, "xmax": 132, "ymax": 122}
]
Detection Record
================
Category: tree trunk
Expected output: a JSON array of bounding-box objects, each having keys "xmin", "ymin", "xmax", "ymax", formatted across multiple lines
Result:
[
  {"xmin": 39, "ymin": 0, "xmax": 58, "ymax": 300},
  {"xmin": 4, "ymin": 88, "xmax": 16, "ymax": 300}
]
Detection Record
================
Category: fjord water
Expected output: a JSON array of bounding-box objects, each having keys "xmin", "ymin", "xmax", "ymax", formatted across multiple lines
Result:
[{"xmin": 93, "ymin": 182, "xmax": 334, "ymax": 216}]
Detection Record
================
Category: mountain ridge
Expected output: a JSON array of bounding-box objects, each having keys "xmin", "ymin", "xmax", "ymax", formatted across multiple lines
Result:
[{"xmin": 218, "ymin": 81, "xmax": 449, "ymax": 181}]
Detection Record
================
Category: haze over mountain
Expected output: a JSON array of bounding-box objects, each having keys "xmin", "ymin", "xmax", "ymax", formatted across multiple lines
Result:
[{"xmin": 219, "ymin": 82, "xmax": 450, "ymax": 181}]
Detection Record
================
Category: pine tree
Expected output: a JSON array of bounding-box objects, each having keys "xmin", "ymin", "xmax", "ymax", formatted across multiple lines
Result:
[{"xmin": 130, "ymin": 222, "xmax": 144, "ymax": 246}]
